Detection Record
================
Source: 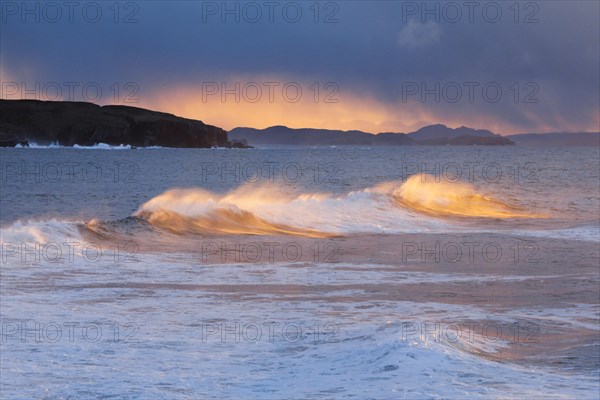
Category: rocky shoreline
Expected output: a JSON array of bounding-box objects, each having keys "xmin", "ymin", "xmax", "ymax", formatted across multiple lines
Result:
[{"xmin": 0, "ymin": 100, "xmax": 251, "ymax": 148}]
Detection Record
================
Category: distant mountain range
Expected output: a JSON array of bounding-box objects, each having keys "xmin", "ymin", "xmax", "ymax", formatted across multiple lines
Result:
[
  {"xmin": 230, "ymin": 126, "xmax": 413, "ymax": 146},
  {"xmin": 229, "ymin": 124, "xmax": 513, "ymax": 146},
  {"xmin": 230, "ymin": 125, "xmax": 600, "ymax": 147},
  {"xmin": 1, "ymin": 100, "xmax": 597, "ymax": 148}
]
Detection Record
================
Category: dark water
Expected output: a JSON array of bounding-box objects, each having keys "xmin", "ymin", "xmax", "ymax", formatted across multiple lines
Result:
[
  {"xmin": 1, "ymin": 146, "xmax": 598, "ymax": 224},
  {"xmin": 1, "ymin": 146, "xmax": 599, "ymax": 399}
]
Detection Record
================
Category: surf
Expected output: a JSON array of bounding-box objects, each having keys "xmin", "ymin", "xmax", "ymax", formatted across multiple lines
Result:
[
  {"xmin": 133, "ymin": 176, "xmax": 543, "ymax": 238},
  {"xmin": 380, "ymin": 174, "xmax": 542, "ymax": 219},
  {"xmin": 0, "ymin": 176, "xmax": 547, "ymax": 248}
]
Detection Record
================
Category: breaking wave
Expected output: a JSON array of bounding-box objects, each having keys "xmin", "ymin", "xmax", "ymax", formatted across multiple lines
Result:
[
  {"xmin": 132, "ymin": 174, "xmax": 541, "ymax": 237},
  {"xmin": 380, "ymin": 175, "xmax": 541, "ymax": 219},
  {"xmin": 1, "ymin": 175, "xmax": 556, "ymax": 246}
]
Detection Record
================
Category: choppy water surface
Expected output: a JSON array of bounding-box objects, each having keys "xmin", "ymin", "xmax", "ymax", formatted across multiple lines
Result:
[{"xmin": 1, "ymin": 146, "xmax": 599, "ymax": 399}]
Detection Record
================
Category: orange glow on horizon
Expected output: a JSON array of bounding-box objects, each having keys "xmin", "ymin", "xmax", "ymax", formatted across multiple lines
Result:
[
  {"xmin": 136, "ymin": 82, "xmax": 600, "ymax": 135},
  {"xmin": 2, "ymin": 66, "xmax": 599, "ymax": 135}
]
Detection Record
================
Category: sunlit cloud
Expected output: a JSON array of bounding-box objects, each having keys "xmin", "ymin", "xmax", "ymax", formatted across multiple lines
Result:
[
  {"xmin": 134, "ymin": 78, "xmax": 599, "ymax": 135},
  {"xmin": 398, "ymin": 20, "xmax": 442, "ymax": 48}
]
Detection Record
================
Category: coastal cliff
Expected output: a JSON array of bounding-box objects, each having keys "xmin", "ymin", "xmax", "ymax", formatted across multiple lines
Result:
[{"xmin": 0, "ymin": 100, "xmax": 229, "ymax": 148}]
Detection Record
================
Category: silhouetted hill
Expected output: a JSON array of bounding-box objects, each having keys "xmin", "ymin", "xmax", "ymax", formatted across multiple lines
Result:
[
  {"xmin": 229, "ymin": 124, "xmax": 513, "ymax": 146},
  {"xmin": 374, "ymin": 132, "xmax": 417, "ymax": 145},
  {"xmin": 407, "ymin": 124, "xmax": 496, "ymax": 141},
  {"xmin": 417, "ymin": 135, "xmax": 515, "ymax": 146},
  {"xmin": 229, "ymin": 126, "xmax": 390, "ymax": 146},
  {"xmin": 0, "ymin": 100, "xmax": 229, "ymax": 148}
]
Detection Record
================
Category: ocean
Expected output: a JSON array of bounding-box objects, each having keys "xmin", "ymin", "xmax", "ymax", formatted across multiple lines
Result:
[{"xmin": 1, "ymin": 146, "xmax": 599, "ymax": 399}]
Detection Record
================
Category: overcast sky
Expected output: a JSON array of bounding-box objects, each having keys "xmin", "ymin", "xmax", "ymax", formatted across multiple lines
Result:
[{"xmin": 1, "ymin": 1, "xmax": 598, "ymax": 134}]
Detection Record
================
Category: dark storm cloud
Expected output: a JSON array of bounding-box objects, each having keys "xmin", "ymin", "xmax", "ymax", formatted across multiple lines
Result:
[{"xmin": 1, "ymin": 0, "xmax": 598, "ymax": 133}]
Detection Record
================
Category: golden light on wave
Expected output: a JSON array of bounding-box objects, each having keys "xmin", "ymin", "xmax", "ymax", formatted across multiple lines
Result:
[
  {"xmin": 138, "ymin": 209, "xmax": 331, "ymax": 237},
  {"xmin": 132, "ymin": 178, "xmax": 544, "ymax": 241},
  {"xmin": 388, "ymin": 174, "xmax": 544, "ymax": 219},
  {"xmin": 134, "ymin": 187, "xmax": 334, "ymax": 238}
]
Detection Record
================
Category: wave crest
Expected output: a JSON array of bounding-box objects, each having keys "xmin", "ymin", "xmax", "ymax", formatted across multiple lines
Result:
[
  {"xmin": 135, "ymin": 188, "xmax": 334, "ymax": 237},
  {"xmin": 380, "ymin": 174, "xmax": 541, "ymax": 219},
  {"xmin": 133, "ymin": 177, "xmax": 542, "ymax": 238}
]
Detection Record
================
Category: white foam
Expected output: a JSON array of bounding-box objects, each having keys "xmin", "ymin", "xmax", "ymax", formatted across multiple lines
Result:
[
  {"xmin": 512, "ymin": 225, "xmax": 600, "ymax": 242},
  {"xmin": 0, "ymin": 219, "xmax": 82, "ymax": 244},
  {"xmin": 14, "ymin": 142, "xmax": 133, "ymax": 149}
]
